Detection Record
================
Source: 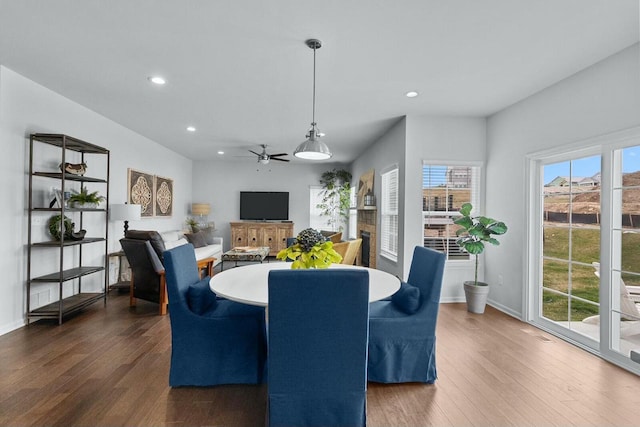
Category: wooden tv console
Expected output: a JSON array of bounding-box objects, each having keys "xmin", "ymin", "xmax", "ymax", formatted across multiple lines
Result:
[{"xmin": 230, "ymin": 222, "xmax": 294, "ymax": 257}]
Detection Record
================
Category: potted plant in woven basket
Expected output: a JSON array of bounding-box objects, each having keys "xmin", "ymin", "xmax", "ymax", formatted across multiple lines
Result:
[
  {"xmin": 454, "ymin": 203, "xmax": 508, "ymax": 314},
  {"xmin": 276, "ymin": 228, "xmax": 342, "ymax": 269}
]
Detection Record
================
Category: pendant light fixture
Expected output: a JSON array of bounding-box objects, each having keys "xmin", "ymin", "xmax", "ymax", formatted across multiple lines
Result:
[{"xmin": 294, "ymin": 39, "xmax": 332, "ymax": 160}]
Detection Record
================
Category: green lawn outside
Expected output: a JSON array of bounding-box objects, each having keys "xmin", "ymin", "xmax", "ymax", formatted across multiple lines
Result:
[{"xmin": 542, "ymin": 226, "xmax": 640, "ymax": 321}]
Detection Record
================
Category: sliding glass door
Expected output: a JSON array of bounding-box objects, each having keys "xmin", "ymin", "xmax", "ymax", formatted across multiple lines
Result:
[
  {"xmin": 541, "ymin": 156, "xmax": 601, "ymax": 345},
  {"xmin": 530, "ymin": 134, "xmax": 640, "ymax": 371}
]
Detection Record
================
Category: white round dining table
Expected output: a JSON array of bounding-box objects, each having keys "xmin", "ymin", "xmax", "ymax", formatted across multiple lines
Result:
[{"xmin": 210, "ymin": 262, "xmax": 400, "ymax": 307}]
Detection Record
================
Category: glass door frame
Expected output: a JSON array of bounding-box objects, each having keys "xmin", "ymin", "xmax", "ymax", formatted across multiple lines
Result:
[{"xmin": 525, "ymin": 126, "xmax": 640, "ymax": 375}]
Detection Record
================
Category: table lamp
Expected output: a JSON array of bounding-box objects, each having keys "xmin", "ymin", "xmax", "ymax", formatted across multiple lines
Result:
[
  {"xmin": 110, "ymin": 203, "xmax": 142, "ymax": 236},
  {"xmin": 191, "ymin": 203, "xmax": 211, "ymax": 228}
]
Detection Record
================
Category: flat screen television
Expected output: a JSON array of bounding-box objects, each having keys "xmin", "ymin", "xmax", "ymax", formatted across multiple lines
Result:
[{"xmin": 240, "ymin": 191, "xmax": 289, "ymax": 221}]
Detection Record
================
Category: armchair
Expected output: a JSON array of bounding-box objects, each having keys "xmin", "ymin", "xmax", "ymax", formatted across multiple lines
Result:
[
  {"xmin": 368, "ymin": 246, "xmax": 445, "ymax": 383},
  {"xmin": 120, "ymin": 233, "xmax": 168, "ymax": 315},
  {"xmin": 163, "ymin": 244, "xmax": 267, "ymax": 386}
]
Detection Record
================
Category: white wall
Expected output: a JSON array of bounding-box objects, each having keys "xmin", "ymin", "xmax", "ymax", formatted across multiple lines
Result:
[
  {"xmin": 192, "ymin": 158, "xmax": 349, "ymax": 251},
  {"xmin": 0, "ymin": 66, "xmax": 192, "ymax": 334},
  {"xmin": 404, "ymin": 115, "xmax": 487, "ymax": 301},
  {"xmin": 486, "ymin": 43, "xmax": 640, "ymax": 318},
  {"xmin": 351, "ymin": 118, "xmax": 407, "ymax": 278}
]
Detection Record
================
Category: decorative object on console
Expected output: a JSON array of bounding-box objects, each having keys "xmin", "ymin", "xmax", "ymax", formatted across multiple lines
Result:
[
  {"xmin": 110, "ymin": 203, "xmax": 142, "ymax": 236},
  {"xmin": 276, "ymin": 228, "xmax": 342, "ymax": 269},
  {"xmin": 128, "ymin": 168, "xmax": 154, "ymax": 217},
  {"xmin": 318, "ymin": 168, "xmax": 352, "ymax": 231},
  {"xmin": 67, "ymin": 187, "xmax": 105, "ymax": 209},
  {"xmin": 154, "ymin": 175, "xmax": 173, "ymax": 217},
  {"xmin": 293, "ymin": 38, "xmax": 332, "ymax": 160},
  {"xmin": 59, "ymin": 162, "xmax": 87, "ymax": 176}
]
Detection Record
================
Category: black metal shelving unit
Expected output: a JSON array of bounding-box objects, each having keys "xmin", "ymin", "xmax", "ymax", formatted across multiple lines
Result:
[{"xmin": 27, "ymin": 133, "xmax": 110, "ymax": 324}]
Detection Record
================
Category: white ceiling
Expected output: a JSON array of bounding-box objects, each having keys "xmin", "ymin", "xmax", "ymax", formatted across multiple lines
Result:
[{"xmin": 0, "ymin": 0, "xmax": 638, "ymax": 163}]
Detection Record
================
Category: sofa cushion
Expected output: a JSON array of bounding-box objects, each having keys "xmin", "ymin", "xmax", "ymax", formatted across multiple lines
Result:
[
  {"xmin": 160, "ymin": 230, "xmax": 183, "ymax": 243},
  {"xmin": 391, "ymin": 281, "xmax": 422, "ymax": 314},
  {"xmin": 187, "ymin": 277, "xmax": 218, "ymax": 315},
  {"xmin": 164, "ymin": 237, "xmax": 188, "ymax": 250},
  {"xmin": 200, "ymin": 226, "xmax": 216, "ymax": 245},
  {"xmin": 185, "ymin": 231, "xmax": 208, "ymax": 248},
  {"xmin": 125, "ymin": 230, "xmax": 166, "ymax": 260}
]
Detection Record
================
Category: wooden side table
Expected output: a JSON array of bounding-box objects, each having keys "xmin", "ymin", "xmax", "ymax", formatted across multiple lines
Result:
[{"xmin": 197, "ymin": 257, "xmax": 217, "ymax": 278}]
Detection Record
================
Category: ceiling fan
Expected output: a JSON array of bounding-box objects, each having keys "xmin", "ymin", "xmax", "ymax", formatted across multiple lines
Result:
[{"xmin": 249, "ymin": 144, "xmax": 290, "ymax": 164}]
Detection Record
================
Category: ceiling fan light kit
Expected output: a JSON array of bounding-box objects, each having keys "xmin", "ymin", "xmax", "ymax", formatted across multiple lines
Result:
[
  {"xmin": 248, "ymin": 144, "xmax": 290, "ymax": 164},
  {"xmin": 294, "ymin": 38, "xmax": 332, "ymax": 160}
]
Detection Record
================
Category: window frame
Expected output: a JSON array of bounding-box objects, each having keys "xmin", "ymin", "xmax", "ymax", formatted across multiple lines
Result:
[
  {"xmin": 421, "ymin": 161, "xmax": 482, "ymax": 262},
  {"xmin": 380, "ymin": 165, "xmax": 399, "ymax": 262}
]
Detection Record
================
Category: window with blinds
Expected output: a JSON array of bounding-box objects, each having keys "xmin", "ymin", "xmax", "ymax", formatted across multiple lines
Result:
[
  {"xmin": 422, "ymin": 163, "xmax": 481, "ymax": 260},
  {"xmin": 348, "ymin": 186, "xmax": 357, "ymax": 239},
  {"xmin": 381, "ymin": 167, "xmax": 399, "ymax": 261}
]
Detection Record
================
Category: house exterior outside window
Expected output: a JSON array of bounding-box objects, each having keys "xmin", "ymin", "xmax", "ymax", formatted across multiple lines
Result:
[{"xmin": 422, "ymin": 163, "xmax": 481, "ymax": 260}]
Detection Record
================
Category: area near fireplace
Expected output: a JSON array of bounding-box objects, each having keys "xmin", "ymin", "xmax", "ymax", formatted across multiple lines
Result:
[{"xmin": 357, "ymin": 208, "xmax": 377, "ymax": 268}]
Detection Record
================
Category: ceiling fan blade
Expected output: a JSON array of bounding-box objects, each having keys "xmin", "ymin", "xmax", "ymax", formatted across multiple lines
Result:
[
  {"xmin": 271, "ymin": 157, "xmax": 290, "ymax": 162},
  {"xmin": 248, "ymin": 150, "xmax": 261, "ymax": 156},
  {"xmin": 269, "ymin": 153, "xmax": 289, "ymax": 158}
]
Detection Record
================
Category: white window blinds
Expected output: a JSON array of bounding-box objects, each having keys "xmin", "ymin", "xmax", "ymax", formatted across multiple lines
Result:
[
  {"xmin": 422, "ymin": 163, "xmax": 481, "ymax": 260},
  {"xmin": 381, "ymin": 167, "xmax": 399, "ymax": 261}
]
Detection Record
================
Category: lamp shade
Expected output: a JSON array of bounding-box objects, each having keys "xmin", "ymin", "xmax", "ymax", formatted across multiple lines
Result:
[
  {"xmin": 110, "ymin": 203, "xmax": 141, "ymax": 221},
  {"xmin": 191, "ymin": 203, "xmax": 211, "ymax": 216},
  {"xmin": 294, "ymin": 126, "xmax": 332, "ymax": 160},
  {"xmin": 294, "ymin": 138, "xmax": 332, "ymax": 160}
]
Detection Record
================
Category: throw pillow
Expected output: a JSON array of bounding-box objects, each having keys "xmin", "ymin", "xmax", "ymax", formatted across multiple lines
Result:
[
  {"xmin": 391, "ymin": 281, "xmax": 422, "ymax": 314},
  {"xmin": 185, "ymin": 231, "xmax": 208, "ymax": 248},
  {"xmin": 200, "ymin": 226, "xmax": 216, "ymax": 245},
  {"xmin": 187, "ymin": 277, "xmax": 218, "ymax": 315}
]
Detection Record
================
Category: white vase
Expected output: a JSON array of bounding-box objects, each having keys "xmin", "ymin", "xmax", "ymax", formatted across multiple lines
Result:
[{"xmin": 463, "ymin": 281, "xmax": 490, "ymax": 314}]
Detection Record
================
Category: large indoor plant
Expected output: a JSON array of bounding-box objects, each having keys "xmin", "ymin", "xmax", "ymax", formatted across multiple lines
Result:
[
  {"xmin": 276, "ymin": 228, "xmax": 342, "ymax": 269},
  {"xmin": 454, "ymin": 203, "xmax": 508, "ymax": 313},
  {"xmin": 317, "ymin": 169, "xmax": 352, "ymax": 231}
]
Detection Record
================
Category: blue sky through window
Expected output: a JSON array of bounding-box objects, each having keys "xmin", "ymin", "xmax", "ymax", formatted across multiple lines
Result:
[{"xmin": 543, "ymin": 146, "xmax": 640, "ymax": 184}]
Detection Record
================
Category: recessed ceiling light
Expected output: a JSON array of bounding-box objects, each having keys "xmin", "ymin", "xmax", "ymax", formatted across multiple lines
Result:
[
  {"xmin": 217, "ymin": 151, "xmax": 224, "ymax": 155},
  {"xmin": 405, "ymin": 91, "xmax": 419, "ymax": 98},
  {"xmin": 148, "ymin": 76, "xmax": 166, "ymax": 85},
  {"xmin": 186, "ymin": 126, "xmax": 196, "ymax": 132}
]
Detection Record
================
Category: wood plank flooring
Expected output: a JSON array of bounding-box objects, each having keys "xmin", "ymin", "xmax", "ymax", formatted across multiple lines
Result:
[{"xmin": 1, "ymin": 293, "xmax": 639, "ymax": 426}]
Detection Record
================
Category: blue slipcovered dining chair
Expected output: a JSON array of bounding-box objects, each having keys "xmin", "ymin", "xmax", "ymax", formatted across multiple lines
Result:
[
  {"xmin": 368, "ymin": 246, "xmax": 445, "ymax": 383},
  {"xmin": 267, "ymin": 269, "xmax": 370, "ymax": 427},
  {"xmin": 163, "ymin": 244, "xmax": 267, "ymax": 387}
]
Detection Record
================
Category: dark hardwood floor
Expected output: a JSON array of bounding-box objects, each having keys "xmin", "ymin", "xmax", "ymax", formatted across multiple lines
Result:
[{"xmin": 1, "ymin": 292, "xmax": 639, "ymax": 426}]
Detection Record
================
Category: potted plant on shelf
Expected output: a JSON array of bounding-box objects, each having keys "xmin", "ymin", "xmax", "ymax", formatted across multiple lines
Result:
[
  {"xmin": 454, "ymin": 203, "xmax": 508, "ymax": 314},
  {"xmin": 317, "ymin": 168, "xmax": 352, "ymax": 232},
  {"xmin": 276, "ymin": 228, "xmax": 342, "ymax": 269},
  {"xmin": 67, "ymin": 187, "xmax": 105, "ymax": 209}
]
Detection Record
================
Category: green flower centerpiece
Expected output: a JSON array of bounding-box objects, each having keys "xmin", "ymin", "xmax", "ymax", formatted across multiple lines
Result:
[{"xmin": 276, "ymin": 228, "xmax": 342, "ymax": 269}]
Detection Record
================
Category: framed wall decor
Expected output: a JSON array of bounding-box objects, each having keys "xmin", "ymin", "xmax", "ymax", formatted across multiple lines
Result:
[
  {"xmin": 154, "ymin": 175, "xmax": 173, "ymax": 217},
  {"xmin": 127, "ymin": 168, "xmax": 154, "ymax": 217}
]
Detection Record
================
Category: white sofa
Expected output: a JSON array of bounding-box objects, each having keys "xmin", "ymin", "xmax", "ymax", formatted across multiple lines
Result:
[{"xmin": 160, "ymin": 230, "xmax": 223, "ymax": 266}]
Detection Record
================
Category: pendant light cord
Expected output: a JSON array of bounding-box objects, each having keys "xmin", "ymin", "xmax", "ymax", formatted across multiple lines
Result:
[{"xmin": 312, "ymin": 44, "xmax": 316, "ymax": 126}]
